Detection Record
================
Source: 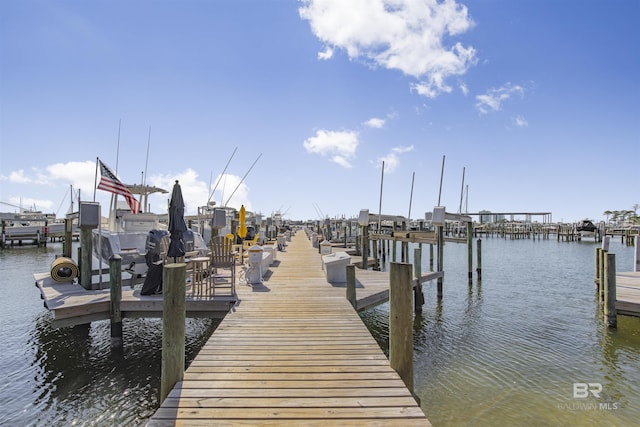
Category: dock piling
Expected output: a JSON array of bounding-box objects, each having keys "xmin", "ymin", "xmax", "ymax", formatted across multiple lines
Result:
[
  {"xmin": 160, "ymin": 262, "xmax": 187, "ymax": 405},
  {"xmin": 109, "ymin": 254, "xmax": 123, "ymax": 348},
  {"xmin": 604, "ymin": 252, "xmax": 617, "ymax": 328},
  {"xmin": 635, "ymin": 237, "xmax": 640, "ymax": 272},
  {"xmin": 467, "ymin": 222, "xmax": 473, "ymax": 285},
  {"xmin": 414, "ymin": 247, "xmax": 424, "ymax": 312},
  {"xmin": 437, "ymin": 225, "xmax": 444, "ymax": 299},
  {"xmin": 389, "ymin": 262, "xmax": 414, "ymax": 393},
  {"xmin": 80, "ymin": 229, "xmax": 93, "ymax": 290},
  {"xmin": 346, "ymin": 264, "xmax": 356, "ymax": 308},
  {"xmin": 476, "ymin": 238, "xmax": 482, "ymax": 283}
]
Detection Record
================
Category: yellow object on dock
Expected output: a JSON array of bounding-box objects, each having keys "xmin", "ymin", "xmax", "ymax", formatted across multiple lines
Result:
[{"xmin": 50, "ymin": 257, "xmax": 78, "ymax": 282}]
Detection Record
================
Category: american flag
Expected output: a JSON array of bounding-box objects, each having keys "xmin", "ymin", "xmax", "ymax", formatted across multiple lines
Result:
[{"xmin": 97, "ymin": 159, "xmax": 141, "ymax": 214}]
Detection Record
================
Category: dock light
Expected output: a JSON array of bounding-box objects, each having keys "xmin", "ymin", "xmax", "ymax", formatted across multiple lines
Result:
[
  {"xmin": 358, "ymin": 209, "xmax": 369, "ymax": 226},
  {"xmin": 431, "ymin": 206, "xmax": 446, "ymax": 226}
]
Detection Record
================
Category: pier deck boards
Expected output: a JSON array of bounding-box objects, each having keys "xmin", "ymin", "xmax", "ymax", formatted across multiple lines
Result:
[
  {"xmin": 147, "ymin": 232, "xmax": 430, "ymax": 426},
  {"xmin": 616, "ymin": 271, "xmax": 640, "ymax": 317}
]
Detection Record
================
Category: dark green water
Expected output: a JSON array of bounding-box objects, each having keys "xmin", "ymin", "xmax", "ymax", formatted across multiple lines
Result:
[{"xmin": 1, "ymin": 238, "xmax": 638, "ymax": 426}]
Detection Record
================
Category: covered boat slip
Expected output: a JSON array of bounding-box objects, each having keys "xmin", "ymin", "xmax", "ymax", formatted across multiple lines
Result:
[{"xmin": 148, "ymin": 231, "xmax": 430, "ymax": 426}]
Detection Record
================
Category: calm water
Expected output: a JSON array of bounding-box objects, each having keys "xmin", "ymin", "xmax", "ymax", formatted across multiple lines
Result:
[
  {"xmin": 1, "ymin": 237, "xmax": 639, "ymax": 426},
  {"xmin": 363, "ymin": 236, "xmax": 640, "ymax": 426}
]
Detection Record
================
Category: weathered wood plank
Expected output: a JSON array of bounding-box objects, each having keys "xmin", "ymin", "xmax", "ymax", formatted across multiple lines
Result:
[{"xmin": 151, "ymin": 406, "xmax": 427, "ymax": 419}]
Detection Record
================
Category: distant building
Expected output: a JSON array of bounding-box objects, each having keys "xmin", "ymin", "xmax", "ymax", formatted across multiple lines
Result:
[
  {"xmin": 479, "ymin": 210, "xmax": 492, "ymax": 224},
  {"xmin": 479, "ymin": 210, "xmax": 505, "ymax": 223}
]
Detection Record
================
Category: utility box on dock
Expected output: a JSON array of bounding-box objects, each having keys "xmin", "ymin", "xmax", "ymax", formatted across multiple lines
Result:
[
  {"xmin": 320, "ymin": 240, "xmax": 332, "ymax": 255},
  {"xmin": 322, "ymin": 252, "xmax": 351, "ymax": 283},
  {"xmin": 79, "ymin": 202, "xmax": 100, "ymax": 229},
  {"xmin": 247, "ymin": 245, "xmax": 264, "ymax": 284}
]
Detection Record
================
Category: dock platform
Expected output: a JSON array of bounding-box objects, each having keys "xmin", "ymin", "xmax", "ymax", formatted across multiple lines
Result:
[
  {"xmin": 147, "ymin": 231, "xmax": 430, "ymax": 425},
  {"xmin": 616, "ymin": 271, "xmax": 640, "ymax": 317},
  {"xmin": 33, "ymin": 273, "xmax": 236, "ymax": 328}
]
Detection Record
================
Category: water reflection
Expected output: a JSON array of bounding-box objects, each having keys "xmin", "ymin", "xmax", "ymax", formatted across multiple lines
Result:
[{"xmin": 26, "ymin": 310, "xmax": 219, "ymax": 426}]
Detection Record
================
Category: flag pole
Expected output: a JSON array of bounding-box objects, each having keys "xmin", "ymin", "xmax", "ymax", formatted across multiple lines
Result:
[{"xmin": 93, "ymin": 157, "xmax": 99, "ymax": 202}]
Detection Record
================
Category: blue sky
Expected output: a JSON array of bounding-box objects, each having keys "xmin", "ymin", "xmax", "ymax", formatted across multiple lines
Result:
[{"xmin": 1, "ymin": 0, "xmax": 638, "ymax": 223}]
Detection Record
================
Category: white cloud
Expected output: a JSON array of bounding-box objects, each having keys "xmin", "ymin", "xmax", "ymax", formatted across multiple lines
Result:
[
  {"xmin": 318, "ymin": 46, "xmax": 334, "ymax": 60},
  {"xmin": 364, "ymin": 117, "xmax": 385, "ymax": 128},
  {"xmin": 1, "ymin": 161, "xmax": 251, "ymax": 217},
  {"xmin": 513, "ymin": 115, "xmax": 528, "ymax": 127},
  {"xmin": 7, "ymin": 170, "xmax": 33, "ymax": 184},
  {"xmin": 149, "ymin": 170, "xmax": 251, "ymax": 213},
  {"xmin": 475, "ymin": 83, "xmax": 525, "ymax": 114},
  {"xmin": 376, "ymin": 145, "xmax": 414, "ymax": 173},
  {"xmin": 299, "ymin": 0, "xmax": 477, "ymax": 99},
  {"xmin": 459, "ymin": 82, "xmax": 469, "ymax": 96},
  {"xmin": 6, "ymin": 196, "xmax": 53, "ymax": 211},
  {"xmin": 303, "ymin": 129, "xmax": 359, "ymax": 168}
]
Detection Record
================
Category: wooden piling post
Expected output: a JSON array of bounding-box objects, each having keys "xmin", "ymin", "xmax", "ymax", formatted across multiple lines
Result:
[
  {"xmin": 414, "ymin": 248, "xmax": 424, "ymax": 312},
  {"xmin": 109, "ymin": 254, "xmax": 123, "ymax": 347},
  {"xmin": 599, "ymin": 237, "xmax": 610, "ymax": 302},
  {"xmin": 476, "ymin": 238, "xmax": 482, "ymax": 282},
  {"xmin": 160, "ymin": 262, "xmax": 187, "ymax": 405},
  {"xmin": 429, "ymin": 244, "xmax": 434, "ymax": 272},
  {"xmin": 80, "ymin": 228, "xmax": 93, "ymax": 290},
  {"xmin": 634, "ymin": 236, "xmax": 640, "ymax": 272},
  {"xmin": 437, "ymin": 225, "xmax": 444, "ymax": 299},
  {"xmin": 595, "ymin": 248, "xmax": 602, "ymax": 291},
  {"xmin": 361, "ymin": 225, "xmax": 368, "ymax": 270},
  {"xmin": 604, "ymin": 253, "xmax": 617, "ymax": 328},
  {"xmin": 346, "ymin": 264, "xmax": 356, "ymax": 309},
  {"xmin": 372, "ymin": 239, "xmax": 379, "ymax": 270},
  {"xmin": 467, "ymin": 222, "xmax": 473, "ymax": 285},
  {"xmin": 63, "ymin": 218, "xmax": 72, "ymax": 258},
  {"xmin": 389, "ymin": 262, "xmax": 413, "ymax": 392}
]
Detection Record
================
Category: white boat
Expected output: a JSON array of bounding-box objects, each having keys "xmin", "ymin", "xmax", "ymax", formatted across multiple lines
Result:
[
  {"xmin": 576, "ymin": 219, "xmax": 598, "ymax": 238},
  {"xmin": 1, "ymin": 210, "xmax": 56, "ymax": 244},
  {"xmin": 93, "ymin": 185, "xmax": 208, "ymax": 276},
  {"xmin": 192, "ymin": 203, "xmax": 238, "ymax": 243}
]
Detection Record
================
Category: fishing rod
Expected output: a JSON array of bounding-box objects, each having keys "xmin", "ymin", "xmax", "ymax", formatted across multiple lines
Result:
[
  {"xmin": 408, "ymin": 171, "xmax": 415, "ymax": 220},
  {"xmin": 224, "ymin": 153, "xmax": 262, "ymax": 206},
  {"xmin": 312, "ymin": 203, "xmax": 323, "ymax": 220},
  {"xmin": 143, "ymin": 126, "xmax": 151, "ymax": 186},
  {"xmin": 458, "ymin": 167, "xmax": 465, "ymax": 214},
  {"xmin": 437, "ymin": 155, "xmax": 445, "ymax": 206},
  {"xmin": 208, "ymin": 146, "xmax": 238, "ymax": 204}
]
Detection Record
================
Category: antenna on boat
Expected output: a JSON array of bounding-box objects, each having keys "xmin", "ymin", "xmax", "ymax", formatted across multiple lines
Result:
[
  {"xmin": 115, "ymin": 119, "xmax": 121, "ymax": 174},
  {"xmin": 458, "ymin": 167, "xmax": 465, "ymax": 214},
  {"xmin": 143, "ymin": 126, "xmax": 151, "ymax": 186},
  {"xmin": 408, "ymin": 171, "xmax": 415, "ymax": 220},
  {"xmin": 312, "ymin": 203, "xmax": 323, "ymax": 220},
  {"xmin": 208, "ymin": 147, "xmax": 237, "ymax": 204},
  {"xmin": 378, "ymin": 160, "xmax": 384, "ymax": 232},
  {"xmin": 437, "ymin": 155, "xmax": 445, "ymax": 206},
  {"xmin": 224, "ymin": 153, "xmax": 262, "ymax": 206},
  {"xmin": 464, "ymin": 184, "xmax": 469, "ymax": 213}
]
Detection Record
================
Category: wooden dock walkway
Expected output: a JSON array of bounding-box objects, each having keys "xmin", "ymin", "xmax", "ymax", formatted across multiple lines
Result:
[
  {"xmin": 616, "ymin": 271, "xmax": 640, "ymax": 317},
  {"xmin": 148, "ymin": 231, "xmax": 431, "ymax": 426}
]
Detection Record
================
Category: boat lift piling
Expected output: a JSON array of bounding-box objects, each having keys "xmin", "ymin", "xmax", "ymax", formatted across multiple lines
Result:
[{"xmin": 109, "ymin": 254, "xmax": 123, "ymax": 347}]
